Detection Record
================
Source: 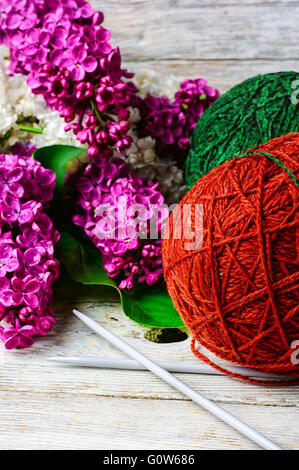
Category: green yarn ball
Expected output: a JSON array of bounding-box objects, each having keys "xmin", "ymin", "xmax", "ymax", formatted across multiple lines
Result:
[{"xmin": 184, "ymin": 71, "xmax": 299, "ymax": 189}]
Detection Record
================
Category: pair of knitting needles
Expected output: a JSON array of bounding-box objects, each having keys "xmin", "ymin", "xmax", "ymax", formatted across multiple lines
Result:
[{"xmin": 49, "ymin": 309, "xmax": 282, "ymax": 450}]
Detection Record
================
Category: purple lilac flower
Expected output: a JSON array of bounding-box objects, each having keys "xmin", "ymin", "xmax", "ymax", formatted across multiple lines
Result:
[
  {"xmin": 10, "ymin": 276, "xmax": 40, "ymax": 308},
  {"xmin": 73, "ymin": 156, "xmax": 167, "ymax": 290},
  {"xmin": 1, "ymin": 196, "xmax": 39, "ymax": 224},
  {"xmin": 0, "ymin": 153, "xmax": 60, "ymax": 350},
  {"xmin": 2, "ymin": 325, "xmax": 35, "ymax": 349},
  {"xmin": 0, "ymin": 0, "xmax": 138, "ymax": 159},
  {"xmin": 0, "ymin": 166, "xmax": 24, "ymax": 197},
  {"xmin": 137, "ymin": 78, "xmax": 219, "ymax": 161},
  {"xmin": 9, "ymin": 142, "xmax": 37, "ymax": 158},
  {"xmin": 63, "ymin": 45, "xmax": 98, "ymax": 81}
]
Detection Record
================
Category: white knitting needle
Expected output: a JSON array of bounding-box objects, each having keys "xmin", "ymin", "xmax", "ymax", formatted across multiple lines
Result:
[
  {"xmin": 72, "ymin": 309, "xmax": 282, "ymax": 450},
  {"xmin": 47, "ymin": 356, "xmax": 292, "ymax": 380}
]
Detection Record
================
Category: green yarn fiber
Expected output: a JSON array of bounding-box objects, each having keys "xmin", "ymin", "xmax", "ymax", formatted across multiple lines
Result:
[{"xmin": 184, "ymin": 71, "xmax": 299, "ymax": 189}]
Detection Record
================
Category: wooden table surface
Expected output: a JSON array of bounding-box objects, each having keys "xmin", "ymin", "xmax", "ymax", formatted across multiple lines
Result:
[{"xmin": 1, "ymin": 0, "xmax": 299, "ymax": 450}]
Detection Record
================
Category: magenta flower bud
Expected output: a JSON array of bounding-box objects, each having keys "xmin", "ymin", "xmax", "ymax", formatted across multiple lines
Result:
[
  {"xmin": 95, "ymin": 85, "xmax": 115, "ymax": 111},
  {"xmin": 119, "ymin": 120, "xmax": 130, "ymax": 133},
  {"xmin": 118, "ymin": 108, "xmax": 130, "ymax": 120},
  {"xmin": 77, "ymin": 129, "xmax": 91, "ymax": 144},
  {"xmin": 87, "ymin": 144, "xmax": 100, "ymax": 157},
  {"xmin": 50, "ymin": 78, "xmax": 66, "ymax": 96},
  {"xmin": 107, "ymin": 123, "xmax": 122, "ymax": 140},
  {"xmin": 41, "ymin": 63, "xmax": 53, "ymax": 75},
  {"xmin": 92, "ymin": 11, "xmax": 104, "ymax": 26},
  {"xmin": 60, "ymin": 106, "xmax": 76, "ymax": 122},
  {"xmin": 116, "ymin": 135, "xmax": 132, "ymax": 153},
  {"xmin": 95, "ymin": 130, "xmax": 109, "ymax": 144},
  {"xmin": 74, "ymin": 81, "xmax": 94, "ymax": 99},
  {"xmin": 99, "ymin": 76, "xmax": 112, "ymax": 87},
  {"xmin": 83, "ymin": 115, "xmax": 97, "ymax": 129},
  {"xmin": 64, "ymin": 122, "xmax": 81, "ymax": 133}
]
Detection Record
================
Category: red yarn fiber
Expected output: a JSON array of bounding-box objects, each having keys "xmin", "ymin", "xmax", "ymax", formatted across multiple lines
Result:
[{"xmin": 162, "ymin": 133, "xmax": 299, "ymax": 385}]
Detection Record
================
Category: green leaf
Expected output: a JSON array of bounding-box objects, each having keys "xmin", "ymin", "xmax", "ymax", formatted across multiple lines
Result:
[
  {"xmin": 33, "ymin": 144, "xmax": 86, "ymax": 224},
  {"xmin": 56, "ymin": 228, "xmax": 118, "ymax": 289},
  {"xmin": 122, "ymin": 285, "xmax": 185, "ymax": 328},
  {"xmin": 34, "ymin": 144, "xmax": 86, "ymax": 190},
  {"xmin": 56, "ymin": 229, "xmax": 184, "ymax": 328}
]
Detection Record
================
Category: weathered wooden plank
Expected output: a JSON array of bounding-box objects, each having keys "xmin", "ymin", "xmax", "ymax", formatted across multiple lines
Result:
[
  {"xmin": 92, "ymin": 1, "xmax": 299, "ymax": 60},
  {"xmin": 2, "ymin": 361, "xmax": 298, "ymax": 407},
  {"xmin": 0, "ymin": 391, "xmax": 297, "ymax": 449},
  {"xmin": 1, "ymin": 303, "xmax": 298, "ymax": 408},
  {"xmin": 124, "ymin": 59, "xmax": 299, "ymax": 93},
  {"xmin": 96, "ymin": 0, "xmax": 299, "ymax": 6}
]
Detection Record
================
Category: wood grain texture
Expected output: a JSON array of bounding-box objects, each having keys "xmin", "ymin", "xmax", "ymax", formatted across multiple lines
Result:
[
  {"xmin": 95, "ymin": 0, "xmax": 299, "ymax": 94},
  {"xmin": 1, "ymin": 392, "xmax": 298, "ymax": 450},
  {"xmin": 126, "ymin": 60, "xmax": 299, "ymax": 94},
  {"xmin": 1, "ymin": 301, "xmax": 298, "ymax": 450},
  {"xmin": 2, "ymin": 303, "xmax": 298, "ymax": 407},
  {"xmin": 0, "ymin": 0, "xmax": 298, "ymax": 451},
  {"xmin": 98, "ymin": 1, "xmax": 299, "ymax": 60}
]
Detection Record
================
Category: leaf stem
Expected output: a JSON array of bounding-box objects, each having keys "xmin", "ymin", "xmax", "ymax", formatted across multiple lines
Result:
[
  {"xmin": 18, "ymin": 124, "xmax": 44, "ymax": 134},
  {"xmin": 89, "ymin": 98, "xmax": 104, "ymax": 125}
]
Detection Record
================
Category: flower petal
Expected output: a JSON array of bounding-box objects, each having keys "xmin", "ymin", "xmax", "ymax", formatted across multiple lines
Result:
[
  {"xmin": 19, "ymin": 208, "xmax": 34, "ymax": 224},
  {"xmin": 0, "ymin": 244, "xmax": 12, "ymax": 260},
  {"xmin": 24, "ymin": 293, "xmax": 39, "ymax": 308},
  {"xmin": 18, "ymin": 334, "xmax": 35, "ymax": 348},
  {"xmin": 11, "ymin": 277, "xmax": 24, "ymax": 292},
  {"xmin": 4, "ymin": 336, "xmax": 19, "ymax": 350},
  {"xmin": 71, "ymin": 64, "xmax": 85, "ymax": 81},
  {"xmin": 20, "ymin": 325, "xmax": 35, "ymax": 336},
  {"xmin": 1, "ymin": 290, "xmax": 14, "ymax": 307},
  {"xmin": 6, "ymin": 14, "xmax": 21, "ymax": 30},
  {"xmin": 72, "ymin": 45, "xmax": 87, "ymax": 63},
  {"xmin": 82, "ymin": 56, "xmax": 97, "ymax": 73},
  {"xmin": 12, "ymin": 292, "xmax": 24, "ymax": 306},
  {"xmin": 24, "ymin": 248, "xmax": 41, "ymax": 267},
  {"xmin": 25, "ymin": 279, "xmax": 40, "ymax": 294},
  {"xmin": 0, "ymin": 277, "xmax": 9, "ymax": 291},
  {"xmin": 9, "ymin": 167, "xmax": 23, "ymax": 182},
  {"xmin": 5, "ymin": 256, "xmax": 19, "ymax": 272}
]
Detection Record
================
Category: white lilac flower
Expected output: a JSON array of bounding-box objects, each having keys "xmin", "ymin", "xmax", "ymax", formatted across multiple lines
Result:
[
  {"xmin": 121, "ymin": 119, "xmax": 186, "ymax": 203},
  {"xmin": 0, "ymin": 45, "xmax": 83, "ymax": 151},
  {"xmin": 133, "ymin": 69, "xmax": 184, "ymax": 101}
]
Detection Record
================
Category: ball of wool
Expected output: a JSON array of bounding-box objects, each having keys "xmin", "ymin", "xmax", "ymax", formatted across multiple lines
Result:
[
  {"xmin": 163, "ymin": 133, "xmax": 299, "ymax": 384},
  {"xmin": 184, "ymin": 72, "xmax": 299, "ymax": 190}
]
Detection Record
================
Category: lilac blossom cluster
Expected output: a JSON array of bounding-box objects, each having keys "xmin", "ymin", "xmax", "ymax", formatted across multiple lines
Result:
[
  {"xmin": 0, "ymin": 0, "xmax": 220, "ymax": 292},
  {"xmin": 137, "ymin": 78, "xmax": 219, "ymax": 159},
  {"xmin": 0, "ymin": 0, "xmax": 137, "ymax": 158},
  {"xmin": 0, "ymin": 0, "xmax": 219, "ymax": 165},
  {"xmin": 73, "ymin": 157, "xmax": 168, "ymax": 290},
  {"xmin": 0, "ymin": 153, "xmax": 59, "ymax": 349}
]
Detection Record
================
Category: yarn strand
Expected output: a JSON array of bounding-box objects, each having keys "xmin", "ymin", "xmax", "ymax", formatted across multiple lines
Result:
[{"xmin": 238, "ymin": 151, "xmax": 299, "ymax": 187}]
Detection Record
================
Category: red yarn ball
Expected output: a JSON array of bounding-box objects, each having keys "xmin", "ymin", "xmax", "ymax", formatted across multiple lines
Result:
[{"xmin": 162, "ymin": 133, "xmax": 299, "ymax": 384}]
